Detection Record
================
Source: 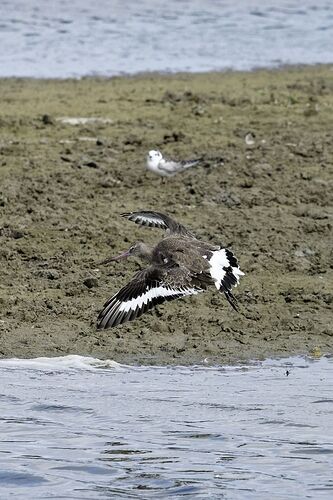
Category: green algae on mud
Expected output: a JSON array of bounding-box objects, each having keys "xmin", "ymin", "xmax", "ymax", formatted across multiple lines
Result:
[{"xmin": 0, "ymin": 65, "xmax": 332, "ymax": 365}]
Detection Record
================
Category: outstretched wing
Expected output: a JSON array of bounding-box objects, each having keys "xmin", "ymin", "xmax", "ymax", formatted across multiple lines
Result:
[
  {"xmin": 97, "ymin": 266, "xmax": 203, "ymax": 329},
  {"xmin": 207, "ymin": 247, "xmax": 245, "ymax": 311},
  {"xmin": 120, "ymin": 211, "xmax": 195, "ymax": 237}
]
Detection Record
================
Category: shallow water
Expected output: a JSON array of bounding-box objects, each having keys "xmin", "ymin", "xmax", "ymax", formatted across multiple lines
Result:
[
  {"xmin": 0, "ymin": 0, "xmax": 332, "ymax": 77},
  {"xmin": 0, "ymin": 355, "xmax": 332, "ymax": 498}
]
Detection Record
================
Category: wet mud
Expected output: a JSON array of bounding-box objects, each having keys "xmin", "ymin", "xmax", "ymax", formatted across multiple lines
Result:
[{"xmin": 0, "ymin": 65, "xmax": 332, "ymax": 364}]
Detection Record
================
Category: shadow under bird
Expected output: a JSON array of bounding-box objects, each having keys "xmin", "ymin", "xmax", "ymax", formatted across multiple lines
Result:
[
  {"xmin": 97, "ymin": 211, "xmax": 244, "ymax": 329},
  {"xmin": 146, "ymin": 150, "xmax": 202, "ymax": 177}
]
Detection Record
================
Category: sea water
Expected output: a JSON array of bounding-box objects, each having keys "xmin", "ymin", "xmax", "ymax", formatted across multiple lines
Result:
[
  {"xmin": 0, "ymin": 0, "xmax": 332, "ymax": 78},
  {"xmin": 0, "ymin": 355, "xmax": 332, "ymax": 499}
]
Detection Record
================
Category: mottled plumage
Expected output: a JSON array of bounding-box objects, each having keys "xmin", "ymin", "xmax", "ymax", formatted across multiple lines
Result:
[{"xmin": 97, "ymin": 211, "xmax": 244, "ymax": 329}]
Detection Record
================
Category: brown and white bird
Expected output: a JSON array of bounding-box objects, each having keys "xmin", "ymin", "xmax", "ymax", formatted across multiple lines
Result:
[{"xmin": 97, "ymin": 211, "xmax": 244, "ymax": 329}]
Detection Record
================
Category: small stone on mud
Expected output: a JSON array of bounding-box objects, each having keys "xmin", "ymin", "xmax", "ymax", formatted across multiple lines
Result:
[
  {"xmin": 60, "ymin": 156, "xmax": 72, "ymax": 163},
  {"xmin": 123, "ymin": 135, "xmax": 142, "ymax": 146},
  {"xmin": 36, "ymin": 269, "xmax": 60, "ymax": 280},
  {"xmin": 245, "ymin": 132, "xmax": 256, "ymax": 145},
  {"xmin": 192, "ymin": 105, "xmax": 206, "ymax": 116},
  {"xmin": 0, "ymin": 227, "xmax": 25, "ymax": 239},
  {"xmin": 163, "ymin": 131, "xmax": 185, "ymax": 143},
  {"xmin": 83, "ymin": 277, "xmax": 99, "ymax": 289},
  {"xmin": 294, "ymin": 247, "xmax": 315, "ymax": 258},
  {"xmin": 41, "ymin": 114, "xmax": 54, "ymax": 125},
  {"xmin": 84, "ymin": 161, "xmax": 99, "ymax": 168},
  {"xmin": 46, "ymin": 270, "xmax": 60, "ymax": 280}
]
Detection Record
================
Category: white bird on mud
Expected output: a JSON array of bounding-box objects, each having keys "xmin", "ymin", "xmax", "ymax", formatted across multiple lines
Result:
[{"xmin": 146, "ymin": 150, "xmax": 201, "ymax": 177}]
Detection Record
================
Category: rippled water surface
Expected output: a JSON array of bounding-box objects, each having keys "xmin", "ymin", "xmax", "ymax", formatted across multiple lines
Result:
[
  {"xmin": 0, "ymin": 0, "xmax": 332, "ymax": 77},
  {"xmin": 0, "ymin": 355, "xmax": 332, "ymax": 498}
]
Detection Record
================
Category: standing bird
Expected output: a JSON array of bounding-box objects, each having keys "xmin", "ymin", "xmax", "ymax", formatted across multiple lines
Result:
[
  {"xmin": 146, "ymin": 150, "xmax": 201, "ymax": 177},
  {"xmin": 97, "ymin": 211, "xmax": 244, "ymax": 329}
]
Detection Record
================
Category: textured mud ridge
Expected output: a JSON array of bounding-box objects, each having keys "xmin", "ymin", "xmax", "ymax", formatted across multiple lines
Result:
[{"xmin": 0, "ymin": 66, "xmax": 332, "ymax": 365}]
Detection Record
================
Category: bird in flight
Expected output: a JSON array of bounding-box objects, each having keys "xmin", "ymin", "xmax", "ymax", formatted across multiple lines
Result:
[{"xmin": 97, "ymin": 211, "xmax": 244, "ymax": 329}]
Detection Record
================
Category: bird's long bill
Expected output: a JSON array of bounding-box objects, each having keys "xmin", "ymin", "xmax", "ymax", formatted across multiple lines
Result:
[{"xmin": 100, "ymin": 249, "xmax": 131, "ymax": 265}]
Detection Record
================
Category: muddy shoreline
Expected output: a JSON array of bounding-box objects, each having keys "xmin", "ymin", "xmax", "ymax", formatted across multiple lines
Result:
[{"xmin": 0, "ymin": 65, "xmax": 332, "ymax": 365}]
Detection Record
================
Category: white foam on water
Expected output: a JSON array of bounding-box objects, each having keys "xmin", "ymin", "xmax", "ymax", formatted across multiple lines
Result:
[
  {"xmin": 0, "ymin": 354, "xmax": 127, "ymax": 372},
  {"xmin": 0, "ymin": 353, "xmax": 329, "ymax": 374}
]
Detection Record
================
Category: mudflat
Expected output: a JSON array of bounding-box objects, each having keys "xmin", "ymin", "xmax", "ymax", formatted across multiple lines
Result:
[{"xmin": 0, "ymin": 65, "xmax": 332, "ymax": 365}]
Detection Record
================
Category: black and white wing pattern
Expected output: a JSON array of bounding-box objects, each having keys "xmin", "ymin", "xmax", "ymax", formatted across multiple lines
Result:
[
  {"xmin": 207, "ymin": 247, "xmax": 245, "ymax": 311},
  {"xmin": 121, "ymin": 211, "xmax": 195, "ymax": 237},
  {"xmin": 97, "ymin": 266, "xmax": 203, "ymax": 329}
]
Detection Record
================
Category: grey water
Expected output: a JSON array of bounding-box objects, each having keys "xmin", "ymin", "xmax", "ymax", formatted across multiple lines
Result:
[
  {"xmin": 0, "ymin": 355, "xmax": 332, "ymax": 499},
  {"xmin": 0, "ymin": 0, "xmax": 332, "ymax": 78}
]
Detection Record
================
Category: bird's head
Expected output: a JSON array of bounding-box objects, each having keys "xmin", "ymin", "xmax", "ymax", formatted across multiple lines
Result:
[
  {"xmin": 101, "ymin": 241, "xmax": 152, "ymax": 264},
  {"xmin": 147, "ymin": 150, "xmax": 163, "ymax": 168}
]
